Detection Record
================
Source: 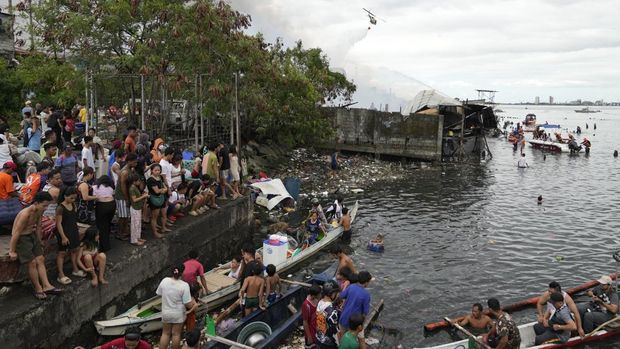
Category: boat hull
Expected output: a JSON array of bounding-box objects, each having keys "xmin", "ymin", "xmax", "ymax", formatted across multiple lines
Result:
[
  {"xmin": 94, "ymin": 201, "xmax": 359, "ymax": 336},
  {"xmin": 414, "ymin": 321, "xmax": 620, "ymax": 349},
  {"xmin": 528, "ymin": 140, "xmax": 568, "ymax": 153}
]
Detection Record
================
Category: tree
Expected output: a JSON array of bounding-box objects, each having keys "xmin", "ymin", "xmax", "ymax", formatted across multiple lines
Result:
[{"xmin": 27, "ymin": 0, "xmax": 356, "ymax": 146}]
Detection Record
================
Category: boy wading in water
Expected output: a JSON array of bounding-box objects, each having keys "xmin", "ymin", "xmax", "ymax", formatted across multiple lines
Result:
[
  {"xmin": 339, "ymin": 207, "xmax": 352, "ymax": 241},
  {"xmin": 239, "ymin": 263, "xmax": 265, "ymax": 316},
  {"xmin": 8, "ymin": 192, "xmax": 62, "ymax": 299}
]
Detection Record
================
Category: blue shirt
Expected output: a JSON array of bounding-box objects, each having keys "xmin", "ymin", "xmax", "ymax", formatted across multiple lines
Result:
[
  {"xmin": 27, "ymin": 127, "xmax": 42, "ymax": 151},
  {"xmin": 339, "ymin": 284, "xmax": 370, "ymax": 328}
]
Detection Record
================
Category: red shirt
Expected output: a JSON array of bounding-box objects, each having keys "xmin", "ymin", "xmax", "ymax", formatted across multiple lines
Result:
[
  {"xmin": 182, "ymin": 259, "xmax": 204, "ymax": 286},
  {"xmin": 100, "ymin": 337, "xmax": 151, "ymax": 349},
  {"xmin": 301, "ymin": 297, "xmax": 318, "ymax": 343},
  {"xmin": 124, "ymin": 136, "xmax": 136, "ymax": 153}
]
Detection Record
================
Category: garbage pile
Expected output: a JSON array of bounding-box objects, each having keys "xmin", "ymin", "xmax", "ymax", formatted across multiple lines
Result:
[{"xmin": 273, "ymin": 148, "xmax": 414, "ymax": 197}]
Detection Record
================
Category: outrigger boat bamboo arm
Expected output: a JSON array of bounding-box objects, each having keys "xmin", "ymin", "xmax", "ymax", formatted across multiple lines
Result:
[
  {"xmin": 202, "ymin": 332, "xmax": 255, "ymax": 349},
  {"xmin": 444, "ymin": 317, "xmax": 492, "ymax": 349}
]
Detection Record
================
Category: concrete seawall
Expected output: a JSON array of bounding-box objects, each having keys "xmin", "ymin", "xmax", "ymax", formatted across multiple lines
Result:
[
  {"xmin": 323, "ymin": 107, "xmax": 444, "ymax": 161},
  {"xmin": 0, "ymin": 197, "xmax": 253, "ymax": 349}
]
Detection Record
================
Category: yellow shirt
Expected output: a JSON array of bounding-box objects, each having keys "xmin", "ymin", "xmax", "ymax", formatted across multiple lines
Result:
[{"xmin": 79, "ymin": 108, "xmax": 87, "ymax": 123}]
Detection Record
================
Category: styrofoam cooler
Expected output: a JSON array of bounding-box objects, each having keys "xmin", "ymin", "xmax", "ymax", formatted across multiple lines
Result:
[{"xmin": 263, "ymin": 237, "xmax": 289, "ymax": 267}]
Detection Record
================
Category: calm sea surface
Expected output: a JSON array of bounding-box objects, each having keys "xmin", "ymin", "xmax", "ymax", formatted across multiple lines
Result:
[{"xmin": 306, "ymin": 105, "xmax": 620, "ymax": 348}]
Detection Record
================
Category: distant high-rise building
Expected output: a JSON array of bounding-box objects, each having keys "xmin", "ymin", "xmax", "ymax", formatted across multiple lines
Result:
[
  {"xmin": 535, "ymin": 96, "xmax": 540, "ymax": 104},
  {"xmin": 549, "ymin": 96, "xmax": 554, "ymax": 104}
]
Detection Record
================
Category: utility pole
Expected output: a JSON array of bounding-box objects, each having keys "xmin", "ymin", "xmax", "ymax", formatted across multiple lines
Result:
[
  {"xmin": 27, "ymin": 0, "xmax": 34, "ymax": 51},
  {"xmin": 140, "ymin": 75, "xmax": 145, "ymax": 131},
  {"xmin": 234, "ymin": 72, "xmax": 241, "ymax": 157},
  {"xmin": 194, "ymin": 74, "xmax": 199, "ymax": 152}
]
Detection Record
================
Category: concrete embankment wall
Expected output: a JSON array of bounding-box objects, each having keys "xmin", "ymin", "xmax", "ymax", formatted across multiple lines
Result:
[
  {"xmin": 0, "ymin": 197, "xmax": 253, "ymax": 349},
  {"xmin": 323, "ymin": 107, "xmax": 444, "ymax": 161}
]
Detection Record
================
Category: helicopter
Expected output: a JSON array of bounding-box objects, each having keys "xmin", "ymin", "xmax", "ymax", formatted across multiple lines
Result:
[{"xmin": 363, "ymin": 8, "xmax": 385, "ymax": 27}]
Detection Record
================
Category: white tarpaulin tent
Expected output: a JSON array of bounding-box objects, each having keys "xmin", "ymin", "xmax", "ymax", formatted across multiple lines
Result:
[
  {"xmin": 250, "ymin": 179, "xmax": 294, "ymax": 210},
  {"xmin": 401, "ymin": 89, "xmax": 461, "ymax": 116}
]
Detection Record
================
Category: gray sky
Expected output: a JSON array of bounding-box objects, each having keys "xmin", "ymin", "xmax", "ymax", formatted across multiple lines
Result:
[
  {"xmin": 4, "ymin": 1, "xmax": 619, "ymax": 108},
  {"xmin": 231, "ymin": 0, "xmax": 620, "ymax": 108}
]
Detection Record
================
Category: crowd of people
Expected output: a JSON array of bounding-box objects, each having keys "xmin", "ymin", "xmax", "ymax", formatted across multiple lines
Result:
[{"xmin": 2, "ymin": 101, "xmax": 245, "ymax": 300}]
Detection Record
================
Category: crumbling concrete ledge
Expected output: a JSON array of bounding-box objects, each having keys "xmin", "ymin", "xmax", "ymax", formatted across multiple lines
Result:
[{"xmin": 0, "ymin": 197, "xmax": 253, "ymax": 349}]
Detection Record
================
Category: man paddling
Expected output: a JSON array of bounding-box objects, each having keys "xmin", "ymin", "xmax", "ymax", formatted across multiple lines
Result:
[
  {"xmin": 536, "ymin": 281, "xmax": 584, "ymax": 337},
  {"xmin": 484, "ymin": 298, "xmax": 521, "ymax": 349},
  {"xmin": 451, "ymin": 303, "xmax": 493, "ymax": 332},
  {"xmin": 533, "ymin": 292, "xmax": 576, "ymax": 345},
  {"xmin": 576, "ymin": 275, "xmax": 618, "ymax": 333}
]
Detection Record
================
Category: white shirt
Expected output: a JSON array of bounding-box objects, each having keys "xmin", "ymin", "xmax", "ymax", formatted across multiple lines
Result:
[
  {"xmin": 168, "ymin": 191, "xmax": 186, "ymax": 204},
  {"xmin": 156, "ymin": 277, "xmax": 191, "ymax": 324},
  {"xmin": 517, "ymin": 157, "xmax": 528, "ymax": 168},
  {"xmin": 160, "ymin": 158, "xmax": 173, "ymax": 188},
  {"xmin": 81, "ymin": 146, "xmax": 95, "ymax": 169}
]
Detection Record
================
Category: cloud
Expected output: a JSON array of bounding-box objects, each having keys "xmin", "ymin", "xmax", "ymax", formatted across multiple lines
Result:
[{"xmin": 233, "ymin": 1, "xmax": 620, "ymax": 106}]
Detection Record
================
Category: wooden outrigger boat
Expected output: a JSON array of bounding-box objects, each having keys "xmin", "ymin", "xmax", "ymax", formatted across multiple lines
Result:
[
  {"xmin": 414, "ymin": 319, "xmax": 620, "ymax": 349},
  {"xmin": 94, "ymin": 201, "xmax": 359, "ymax": 336},
  {"xmin": 424, "ymin": 273, "xmax": 617, "ymax": 332}
]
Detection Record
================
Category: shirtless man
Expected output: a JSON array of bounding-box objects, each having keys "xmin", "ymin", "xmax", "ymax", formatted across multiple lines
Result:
[
  {"xmin": 339, "ymin": 207, "xmax": 352, "ymax": 241},
  {"xmin": 453, "ymin": 303, "xmax": 493, "ymax": 331},
  {"xmin": 239, "ymin": 263, "xmax": 265, "ymax": 315},
  {"xmin": 8, "ymin": 192, "xmax": 62, "ymax": 300},
  {"xmin": 536, "ymin": 281, "xmax": 584, "ymax": 337},
  {"xmin": 332, "ymin": 245, "xmax": 356, "ymax": 275}
]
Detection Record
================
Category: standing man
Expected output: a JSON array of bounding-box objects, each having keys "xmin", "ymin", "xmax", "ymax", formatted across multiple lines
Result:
[
  {"xmin": 159, "ymin": 147, "xmax": 175, "ymax": 189},
  {"xmin": 517, "ymin": 153, "xmax": 528, "ymax": 168},
  {"xmin": 484, "ymin": 298, "xmax": 521, "ymax": 349},
  {"xmin": 339, "ymin": 208, "xmax": 352, "ymax": 241},
  {"xmin": 339, "ymin": 271, "xmax": 372, "ymax": 338},
  {"xmin": 316, "ymin": 280, "xmax": 341, "ymax": 349},
  {"xmin": 87, "ymin": 128, "xmax": 106, "ymax": 177},
  {"xmin": 22, "ymin": 100, "xmax": 33, "ymax": 117},
  {"xmin": 115, "ymin": 153, "xmax": 138, "ymax": 241},
  {"xmin": 577, "ymin": 275, "xmax": 618, "ymax": 333},
  {"xmin": 8, "ymin": 192, "xmax": 62, "ymax": 300},
  {"xmin": 201, "ymin": 143, "xmax": 219, "ymax": 189},
  {"xmin": 81, "ymin": 136, "xmax": 95, "ymax": 170},
  {"xmin": 218, "ymin": 142, "xmax": 230, "ymax": 199},
  {"xmin": 124, "ymin": 126, "xmax": 137, "ymax": 153},
  {"xmin": 55, "ymin": 144, "xmax": 79, "ymax": 186},
  {"xmin": 182, "ymin": 250, "xmax": 209, "ymax": 295}
]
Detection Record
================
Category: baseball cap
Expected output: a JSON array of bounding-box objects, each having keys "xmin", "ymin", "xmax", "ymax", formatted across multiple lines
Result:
[
  {"xmin": 3, "ymin": 161, "xmax": 17, "ymax": 171},
  {"xmin": 597, "ymin": 275, "xmax": 613, "ymax": 285}
]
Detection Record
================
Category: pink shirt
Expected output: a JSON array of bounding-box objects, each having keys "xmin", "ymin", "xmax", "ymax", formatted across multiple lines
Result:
[
  {"xmin": 93, "ymin": 184, "xmax": 114, "ymax": 198},
  {"xmin": 182, "ymin": 259, "xmax": 204, "ymax": 286}
]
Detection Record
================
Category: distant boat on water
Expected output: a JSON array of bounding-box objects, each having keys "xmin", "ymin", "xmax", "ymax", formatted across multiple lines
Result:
[{"xmin": 575, "ymin": 107, "xmax": 601, "ymax": 113}]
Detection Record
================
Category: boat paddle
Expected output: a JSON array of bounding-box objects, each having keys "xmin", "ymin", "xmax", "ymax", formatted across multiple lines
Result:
[{"xmin": 444, "ymin": 317, "xmax": 491, "ymax": 349}]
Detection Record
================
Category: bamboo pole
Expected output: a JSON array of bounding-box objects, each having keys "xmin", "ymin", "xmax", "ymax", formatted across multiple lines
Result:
[{"xmin": 444, "ymin": 317, "xmax": 491, "ymax": 349}]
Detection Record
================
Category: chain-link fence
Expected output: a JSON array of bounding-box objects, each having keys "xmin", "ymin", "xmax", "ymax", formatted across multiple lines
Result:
[{"xmin": 88, "ymin": 73, "xmax": 235, "ymax": 152}]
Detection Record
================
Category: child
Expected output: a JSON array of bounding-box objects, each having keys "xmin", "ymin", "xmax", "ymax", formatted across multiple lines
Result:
[
  {"xmin": 305, "ymin": 212, "xmax": 326, "ymax": 247},
  {"xmin": 339, "ymin": 207, "xmax": 352, "ymax": 241},
  {"xmin": 265, "ymin": 264, "xmax": 281, "ymax": 306},
  {"xmin": 168, "ymin": 182, "xmax": 189, "ymax": 219},
  {"xmin": 77, "ymin": 227, "xmax": 108, "ymax": 287},
  {"xmin": 302, "ymin": 284, "xmax": 321, "ymax": 349},
  {"xmin": 339, "ymin": 313, "xmax": 367, "ymax": 349},
  {"xmin": 129, "ymin": 174, "xmax": 149, "ymax": 245},
  {"xmin": 336, "ymin": 266, "xmax": 353, "ymax": 292},
  {"xmin": 229, "ymin": 146, "xmax": 242, "ymax": 199},
  {"xmin": 369, "ymin": 233, "xmax": 383, "ymax": 245},
  {"xmin": 184, "ymin": 284, "xmax": 201, "ymax": 331},
  {"xmin": 239, "ymin": 263, "xmax": 265, "ymax": 316}
]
